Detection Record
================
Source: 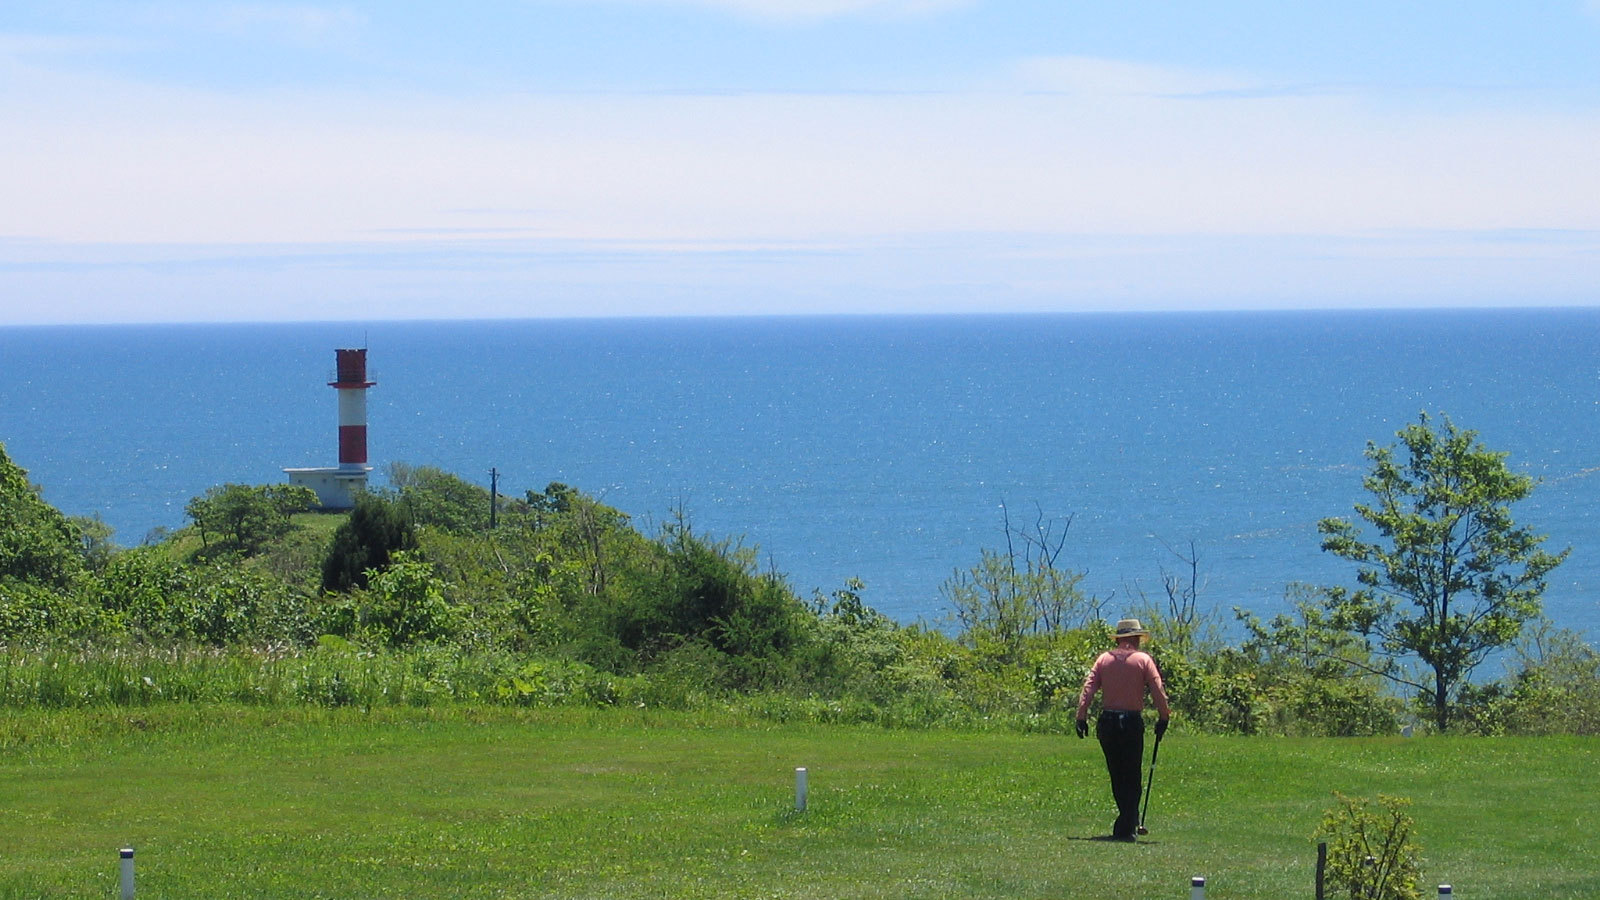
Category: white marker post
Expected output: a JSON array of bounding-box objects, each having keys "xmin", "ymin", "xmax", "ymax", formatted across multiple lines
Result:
[
  {"xmin": 119, "ymin": 847, "xmax": 135, "ymax": 900},
  {"xmin": 795, "ymin": 767, "xmax": 808, "ymax": 811},
  {"xmin": 1190, "ymin": 876, "xmax": 1205, "ymax": 900}
]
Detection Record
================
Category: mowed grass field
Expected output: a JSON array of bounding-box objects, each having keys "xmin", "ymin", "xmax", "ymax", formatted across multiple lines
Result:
[{"xmin": 1, "ymin": 706, "xmax": 1593, "ymax": 899}]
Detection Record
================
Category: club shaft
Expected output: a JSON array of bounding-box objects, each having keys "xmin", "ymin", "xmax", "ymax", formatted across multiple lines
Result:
[{"xmin": 1138, "ymin": 733, "xmax": 1162, "ymax": 829}]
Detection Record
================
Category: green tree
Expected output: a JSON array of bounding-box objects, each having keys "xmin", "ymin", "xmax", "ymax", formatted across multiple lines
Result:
[
  {"xmin": 1235, "ymin": 584, "xmax": 1403, "ymax": 736},
  {"xmin": 185, "ymin": 483, "xmax": 318, "ymax": 557},
  {"xmin": 942, "ymin": 505, "xmax": 1096, "ymax": 665},
  {"xmin": 322, "ymin": 493, "xmax": 418, "ymax": 593},
  {"xmin": 87, "ymin": 548, "xmax": 310, "ymax": 645},
  {"xmin": 1455, "ymin": 620, "xmax": 1600, "ymax": 736},
  {"xmin": 0, "ymin": 442, "xmax": 83, "ymax": 588},
  {"xmin": 88, "ymin": 546, "xmax": 194, "ymax": 640},
  {"xmin": 522, "ymin": 482, "xmax": 630, "ymax": 599},
  {"xmin": 386, "ymin": 463, "xmax": 491, "ymax": 533},
  {"xmin": 0, "ymin": 578, "xmax": 104, "ymax": 642},
  {"xmin": 359, "ymin": 551, "xmax": 458, "ymax": 647},
  {"xmin": 69, "ymin": 514, "xmax": 118, "ymax": 573},
  {"xmin": 1318, "ymin": 413, "xmax": 1568, "ymax": 730}
]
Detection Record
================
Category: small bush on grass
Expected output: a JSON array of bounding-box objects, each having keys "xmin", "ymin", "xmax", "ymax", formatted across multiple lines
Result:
[{"xmin": 1315, "ymin": 793, "xmax": 1423, "ymax": 900}]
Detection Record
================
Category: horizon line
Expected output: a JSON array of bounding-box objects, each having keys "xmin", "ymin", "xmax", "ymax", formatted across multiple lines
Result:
[{"xmin": 5, "ymin": 303, "xmax": 1600, "ymax": 330}]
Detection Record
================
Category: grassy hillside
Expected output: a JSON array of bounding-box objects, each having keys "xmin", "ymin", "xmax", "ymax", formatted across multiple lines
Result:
[{"xmin": 1, "ymin": 707, "xmax": 1593, "ymax": 899}]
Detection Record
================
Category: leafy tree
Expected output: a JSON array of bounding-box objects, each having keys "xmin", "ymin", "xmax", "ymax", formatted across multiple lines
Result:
[
  {"xmin": 386, "ymin": 463, "xmax": 491, "ymax": 533},
  {"xmin": 322, "ymin": 494, "xmax": 418, "ymax": 593},
  {"xmin": 1506, "ymin": 623, "xmax": 1600, "ymax": 735},
  {"xmin": 643, "ymin": 517, "xmax": 799, "ymax": 659},
  {"xmin": 598, "ymin": 512, "xmax": 812, "ymax": 688},
  {"xmin": 1235, "ymin": 585, "xmax": 1403, "ymax": 736},
  {"xmin": 358, "ymin": 552, "xmax": 458, "ymax": 647},
  {"xmin": 521, "ymin": 482, "xmax": 634, "ymax": 599},
  {"xmin": 942, "ymin": 506, "xmax": 1096, "ymax": 665},
  {"xmin": 1318, "ymin": 413, "xmax": 1568, "ymax": 730},
  {"xmin": 0, "ymin": 442, "xmax": 83, "ymax": 588},
  {"xmin": 1455, "ymin": 620, "xmax": 1600, "ymax": 736},
  {"xmin": 69, "ymin": 514, "xmax": 118, "ymax": 573},
  {"xmin": 185, "ymin": 483, "xmax": 318, "ymax": 557}
]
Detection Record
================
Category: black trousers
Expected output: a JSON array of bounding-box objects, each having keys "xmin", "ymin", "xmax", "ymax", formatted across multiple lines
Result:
[{"xmin": 1096, "ymin": 710, "xmax": 1145, "ymax": 838}]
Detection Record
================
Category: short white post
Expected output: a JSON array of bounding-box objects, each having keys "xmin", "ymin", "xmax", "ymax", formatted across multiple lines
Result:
[
  {"xmin": 1438, "ymin": 886, "xmax": 1452, "ymax": 897},
  {"xmin": 795, "ymin": 767, "xmax": 808, "ymax": 811},
  {"xmin": 1190, "ymin": 875, "xmax": 1205, "ymax": 900},
  {"xmin": 119, "ymin": 847, "xmax": 135, "ymax": 900}
]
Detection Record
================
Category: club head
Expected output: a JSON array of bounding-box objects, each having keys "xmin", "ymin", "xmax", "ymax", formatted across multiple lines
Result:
[{"xmin": 1136, "ymin": 825, "xmax": 1148, "ymax": 835}]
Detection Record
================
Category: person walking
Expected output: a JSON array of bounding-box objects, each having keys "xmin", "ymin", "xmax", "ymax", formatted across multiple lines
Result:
[{"xmin": 1075, "ymin": 618, "xmax": 1171, "ymax": 841}]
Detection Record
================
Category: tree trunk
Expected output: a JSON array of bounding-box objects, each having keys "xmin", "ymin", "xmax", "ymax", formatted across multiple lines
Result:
[{"xmin": 1433, "ymin": 675, "xmax": 1450, "ymax": 731}]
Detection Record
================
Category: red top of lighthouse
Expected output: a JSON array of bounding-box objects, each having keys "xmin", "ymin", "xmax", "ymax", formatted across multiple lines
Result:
[{"xmin": 329, "ymin": 348, "xmax": 376, "ymax": 389}]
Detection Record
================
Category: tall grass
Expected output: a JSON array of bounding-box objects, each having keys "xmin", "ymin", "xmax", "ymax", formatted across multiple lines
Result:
[
  {"xmin": 0, "ymin": 644, "xmax": 520, "ymax": 709},
  {"xmin": 0, "ymin": 645, "xmax": 1086, "ymax": 733}
]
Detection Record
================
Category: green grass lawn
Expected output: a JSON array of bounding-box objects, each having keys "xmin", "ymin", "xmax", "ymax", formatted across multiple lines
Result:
[{"xmin": 1, "ymin": 706, "xmax": 1594, "ymax": 899}]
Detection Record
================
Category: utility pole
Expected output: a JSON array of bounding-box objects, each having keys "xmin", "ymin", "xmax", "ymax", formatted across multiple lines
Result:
[{"xmin": 489, "ymin": 467, "xmax": 499, "ymax": 530}]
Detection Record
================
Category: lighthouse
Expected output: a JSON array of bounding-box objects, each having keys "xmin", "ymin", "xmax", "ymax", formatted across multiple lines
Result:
[{"xmin": 284, "ymin": 348, "xmax": 376, "ymax": 509}]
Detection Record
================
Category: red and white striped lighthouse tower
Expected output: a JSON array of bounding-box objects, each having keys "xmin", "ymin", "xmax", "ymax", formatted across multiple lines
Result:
[
  {"xmin": 331, "ymin": 348, "xmax": 376, "ymax": 470},
  {"xmin": 284, "ymin": 347, "xmax": 377, "ymax": 509}
]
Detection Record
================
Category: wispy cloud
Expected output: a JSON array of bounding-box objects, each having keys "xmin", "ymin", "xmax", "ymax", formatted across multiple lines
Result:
[
  {"xmin": 135, "ymin": 2, "xmax": 367, "ymax": 46},
  {"xmin": 213, "ymin": 3, "xmax": 366, "ymax": 39},
  {"xmin": 0, "ymin": 34, "xmax": 144, "ymax": 57},
  {"xmin": 596, "ymin": 0, "xmax": 973, "ymax": 23},
  {"xmin": 5, "ymin": 73, "xmax": 1597, "ymax": 250},
  {"xmin": 4, "ymin": 4, "xmax": 1599, "ymax": 322},
  {"xmin": 1010, "ymin": 56, "xmax": 1258, "ymax": 98}
]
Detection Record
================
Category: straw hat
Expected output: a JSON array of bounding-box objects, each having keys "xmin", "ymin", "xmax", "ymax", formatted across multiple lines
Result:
[{"xmin": 1113, "ymin": 618, "xmax": 1151, "ymax": 646}]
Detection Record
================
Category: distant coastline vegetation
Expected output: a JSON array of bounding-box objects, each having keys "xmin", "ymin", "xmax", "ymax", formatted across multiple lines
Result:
[{"xmin": 2, "ymin": 413, "xmax": 1595, "ymax": 736}]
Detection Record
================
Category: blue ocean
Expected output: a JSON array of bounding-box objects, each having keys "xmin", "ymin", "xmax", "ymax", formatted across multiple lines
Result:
[{"xmin": 2, "ymin": 310, "xmax": 1597, "ymax": 639}]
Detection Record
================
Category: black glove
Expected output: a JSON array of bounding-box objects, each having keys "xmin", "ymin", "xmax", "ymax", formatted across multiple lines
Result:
[
  {"xmin": 1075, "ymin": 719, "xmax": 1089, "ymax": 739},
  {"xmin": 1155, "ymin": 718, "xmax": 1169, "ymax": 740}
]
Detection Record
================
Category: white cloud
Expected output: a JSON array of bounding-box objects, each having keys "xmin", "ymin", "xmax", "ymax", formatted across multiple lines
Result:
[
  {"xmin": 213, "ymin": 4, "xmax": 365, "ymax": 38},
  {"xmin": 0, "ymin": 34, "xmax": 144, "ymax": 56},
  {"xmin": 1009, "ymin": 56, "xmax": 1258, "ymax": 97},
  {"xmin": 594, "ymin": 0, "xmax": 972, "ymax": 23},
  {"xmin": 7, "ymin": 73, "xmax": 1597, "ymax": 249},
  {"xmin": 3, "ymin": 44, "xmax": 1600, "ymax": 323},
  {"xmin": 134, "ymin": 2, "xmax": 367, "ymax": 46}
]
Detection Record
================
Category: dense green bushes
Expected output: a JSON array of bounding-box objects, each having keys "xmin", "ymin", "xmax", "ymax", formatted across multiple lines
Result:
[
  {"xmin": 0, "ymin": 444, "xmax": 84, "ymax": 589},
  {"xmin": 321, "ymin": 493, "xmax": 418, "ymax": 592},
  {"xmin": 0, "ymin": 443, "xmax": 1592, "ymax": 736}
]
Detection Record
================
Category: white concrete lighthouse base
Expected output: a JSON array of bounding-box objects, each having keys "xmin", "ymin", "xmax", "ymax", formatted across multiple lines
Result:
[{"xmin": 283, "ymin": 466, "xmax": 372, "ymax": 509}]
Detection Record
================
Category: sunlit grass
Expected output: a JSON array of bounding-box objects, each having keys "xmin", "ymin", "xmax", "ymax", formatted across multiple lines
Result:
[{"xmin": 0, "ymin": 706, "xmax": 1594, "ymax": 899}]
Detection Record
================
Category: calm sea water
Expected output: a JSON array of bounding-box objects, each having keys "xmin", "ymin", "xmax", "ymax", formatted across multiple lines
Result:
[{"xmin": 2, "ymin": 310, "xmax": 1597, "ymax": 638}]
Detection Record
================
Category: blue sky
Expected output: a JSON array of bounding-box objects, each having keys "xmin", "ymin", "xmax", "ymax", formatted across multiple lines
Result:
[{"xmin": 2, "ymin": 1, "xmax": 1599, "ymax": 324}]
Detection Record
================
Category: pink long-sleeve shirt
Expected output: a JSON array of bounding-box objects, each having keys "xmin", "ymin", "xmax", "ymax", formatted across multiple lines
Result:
[{"xmin": 1076, "ymin": 647, "xmax": 1171, "ymax": 719}]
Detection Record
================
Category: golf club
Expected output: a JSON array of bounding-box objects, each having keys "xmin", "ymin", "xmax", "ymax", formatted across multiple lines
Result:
[{"xmin": 1136, "ymin": 730, "xmax": 1164, "ymax": 836}]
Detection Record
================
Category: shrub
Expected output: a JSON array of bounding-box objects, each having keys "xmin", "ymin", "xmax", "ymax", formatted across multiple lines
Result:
[
  {"xmin": 1456, "ymin": 624, "xmax": 1600, "ymax": 736},
  {"xmin": 0, "ymin": 443, "xmax": 84, "ymax": 588},
  {"xmin": 344, "ymin": 552, "xmax": 460, "ymax": 648},
  {"xmin": 607, "ymin": 520, "xmax": 812, "ymax": 687},
  {"xmin": 0, "ymin": 580, "xmax": 104, "ymax": 643},
  {"xmin": 322, "ymin": 494, "xmax": 417, "ymax": 593},
  {"xmin": 1314, "ymin": 793, "xmax": 1423, "ymax": 900}
]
